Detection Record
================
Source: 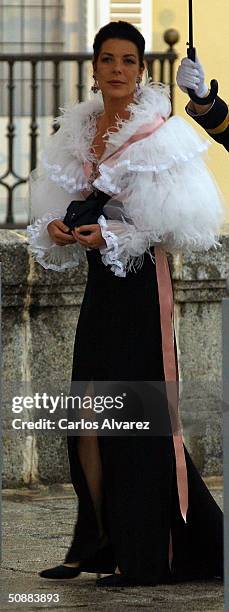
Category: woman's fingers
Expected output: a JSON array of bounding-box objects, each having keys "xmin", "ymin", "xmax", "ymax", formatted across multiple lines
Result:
[
  {"xmin": 74, "ymin": 233, "xmax": 92, "ymax": 247},
  {"xmin": 54, "ymin": 220, "xmax": 69, "ymax": 232},
  {"xmin": 72, "ymin": 224, "xmax": 106, "ymax": 249},
  {"xmin": 54, "ymin": 230, "xmax": 75, "ymax": 244},
  {"xmin": 73, "ymin": 226, "xmax": 95, "ymax": 246},
  {"xmin": 47, "ymin": 219, "xmax": 76, "ymax": 245},
  {"xmin": 76, "ymin": 225, "xmax": 98, "ymax": 233}
]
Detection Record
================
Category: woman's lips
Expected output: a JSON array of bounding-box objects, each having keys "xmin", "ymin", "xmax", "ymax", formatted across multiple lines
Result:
[{"xmin": 108, "ymin": 81, "xmax": 125, "ymax": 85}]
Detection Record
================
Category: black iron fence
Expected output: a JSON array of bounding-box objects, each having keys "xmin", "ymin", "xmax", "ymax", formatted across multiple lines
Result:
[{"xmin": 0, "ymin": 29, "xmax": 179, "ymax": 228}]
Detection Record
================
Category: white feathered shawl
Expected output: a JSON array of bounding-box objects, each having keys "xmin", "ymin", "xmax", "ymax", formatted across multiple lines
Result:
[{"xmin": 27, "ymin": 81, "xmax": 224, "ymax": 276}]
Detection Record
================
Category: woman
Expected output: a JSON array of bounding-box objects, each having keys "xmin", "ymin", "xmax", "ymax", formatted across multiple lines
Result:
[{"xmin": 27, "ymin": 21, "xmax": 224, "ymax": 587}]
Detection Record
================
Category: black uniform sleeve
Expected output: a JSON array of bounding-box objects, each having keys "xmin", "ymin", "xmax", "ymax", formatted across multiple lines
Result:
[{"xmin": 186, "ymin": 96, "xmax": 229, "ymax": 152}]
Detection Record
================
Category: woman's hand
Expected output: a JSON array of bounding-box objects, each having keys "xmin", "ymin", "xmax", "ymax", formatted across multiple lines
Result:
[
  {"xmin": 72, "ymin": 224, "xmax": 107, "ymax": 249},
  {"xmin": 47, "ymin": 219, "xmax": 76, "ymax": 246}
]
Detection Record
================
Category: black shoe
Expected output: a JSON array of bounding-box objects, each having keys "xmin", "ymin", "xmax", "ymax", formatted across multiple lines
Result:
[
  {"xmin": 95, "ymin": 573, "xmax": 136, "ymax": 588},
  {"xmin": 96, "ymin": 573, "xmax": 161, "ymax": 587},
  {"xmin": 39, "ymin": 564, "xmax": 81, "ymax": 580}
]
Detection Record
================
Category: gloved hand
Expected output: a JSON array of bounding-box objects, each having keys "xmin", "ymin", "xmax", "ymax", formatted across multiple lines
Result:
[{"xmin": 176, "ymin": 57, "xmax": 209, "ymax": 98}]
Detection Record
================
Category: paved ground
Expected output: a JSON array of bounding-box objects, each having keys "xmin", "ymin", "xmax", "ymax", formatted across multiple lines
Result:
[{"xmin": 1, "ymin": 480, "xmax": 224, "ymax": 611}]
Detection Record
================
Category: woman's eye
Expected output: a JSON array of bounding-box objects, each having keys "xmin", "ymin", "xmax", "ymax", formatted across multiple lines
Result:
[{"xmin": 101, "ymin": 57, "xmax": 135, "ymax": 64}]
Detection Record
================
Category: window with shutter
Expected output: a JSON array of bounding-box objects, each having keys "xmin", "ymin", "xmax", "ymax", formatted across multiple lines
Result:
[
  {"xmin": 111, "ymin": 1, "xmax": 152, "ymax": 50},
  {"xmin": 87, "ymin": 0, "xmax": 152, "ymax": 52},
  {"xmin": 110, "ymin": 1, "xmax": 142, "ymax": 26}
]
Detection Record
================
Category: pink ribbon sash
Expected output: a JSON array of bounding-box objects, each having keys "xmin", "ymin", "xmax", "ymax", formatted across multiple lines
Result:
[
  {"xmin": 83, "ymin": 116, "xmax": 165, "ymax": 179},
  {"xmin": 154, "ymin": 246, "xmax": 189, "ymax": 524},
  {"xmin": 100, "ymin": 117, "xmax": 165, "ymax": 166}
]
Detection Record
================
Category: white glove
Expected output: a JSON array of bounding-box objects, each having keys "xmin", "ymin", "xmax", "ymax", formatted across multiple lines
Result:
[{"xmin": 176, "ymin": 57, "xmax": 209, "ymax": 98}]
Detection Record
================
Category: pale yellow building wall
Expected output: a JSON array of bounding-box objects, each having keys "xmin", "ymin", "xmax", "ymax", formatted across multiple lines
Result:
[{"xmin": 153, "ymin": 0, "xmax": 229, "ymax": 227}]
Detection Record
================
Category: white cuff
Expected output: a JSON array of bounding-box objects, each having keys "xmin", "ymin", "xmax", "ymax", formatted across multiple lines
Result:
[
  {"xmin": 186, "ymin": 99, "xmax": 216, "ymax": 118},
  {"xmin": 97, "ymin": 215, "xmax": 156, "ymax": 278},
  {"xmin": 27, "ymin": 212, "xmax": 84, "ymax": 271},
  {"xmin": 98, "ymin": 215, "xmax": 127, "ymax": 277}
]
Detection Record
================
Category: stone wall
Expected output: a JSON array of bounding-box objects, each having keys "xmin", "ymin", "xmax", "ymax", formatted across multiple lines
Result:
[
  {"xmin": 1, "ymin": 230, "xmax": 87, "ymax": 488},
  {"xmin": 171, "ymin": 238, "xmax": 229, "ymax": 476},
  {"xmin": 1, "ymin": 230, "xmax": 228, "ymax": 487}
]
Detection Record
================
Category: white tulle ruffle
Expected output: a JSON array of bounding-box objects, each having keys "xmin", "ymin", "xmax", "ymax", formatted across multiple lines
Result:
[
  {"xmin": 42, "ymin": 157, "xmax": 89, "ymax": 194},
  {"xmin": 98, "ymin": 215, "xmax": 156, "ymax": 278},
  {"xmin": 95, "ymin": 116, "xmax": 224, "ymax": 253},
  {"xmin": 94, "ymin": 116, "xmax": 210, "ymax": 191}
]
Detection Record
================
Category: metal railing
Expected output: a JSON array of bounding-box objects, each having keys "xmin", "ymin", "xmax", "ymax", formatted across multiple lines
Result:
[{"xmin": 0, "ymin": 29, "xmax": 179, "ymax": 228}]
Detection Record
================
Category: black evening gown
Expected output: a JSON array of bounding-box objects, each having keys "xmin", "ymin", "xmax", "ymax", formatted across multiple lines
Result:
[{"xmin": 64, "ymin": 192, "xmax": 223, "ymax": 584}]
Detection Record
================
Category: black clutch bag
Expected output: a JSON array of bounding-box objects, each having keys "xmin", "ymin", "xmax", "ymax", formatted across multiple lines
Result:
[{"xmin": 63, "ymin": 191, "xmax": 110, "ymax": 236}]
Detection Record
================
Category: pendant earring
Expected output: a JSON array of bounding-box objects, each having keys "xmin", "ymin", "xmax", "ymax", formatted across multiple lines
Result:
[
  {"xmin": 91, "ymin": 76, "xmax": 100, "ymax": 94},
  {"xmin": 135, "ymin": 76, "xmax": 142, "ymax": 97}
]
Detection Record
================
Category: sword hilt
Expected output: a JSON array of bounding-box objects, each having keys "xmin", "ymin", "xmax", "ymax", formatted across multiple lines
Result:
[{"xmin": 186, "ymin": 45, "xmax": 218, "ymax": 104}]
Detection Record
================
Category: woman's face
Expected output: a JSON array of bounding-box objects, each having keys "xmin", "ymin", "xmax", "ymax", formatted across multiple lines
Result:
[{"xmin": 93, "ymin": 38, "xmax": 144, "ymax": 101}]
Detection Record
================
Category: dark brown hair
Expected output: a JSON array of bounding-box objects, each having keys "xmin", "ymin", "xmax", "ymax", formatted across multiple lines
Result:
[{"xmin": 93, "ymin": 21, "xmax": 145, "ymax": 69}]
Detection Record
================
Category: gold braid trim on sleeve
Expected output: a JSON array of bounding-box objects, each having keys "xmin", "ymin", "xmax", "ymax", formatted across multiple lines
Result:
[{"xmin": 207, "ymin": 108, "xmax": 229, "ymax": 135}]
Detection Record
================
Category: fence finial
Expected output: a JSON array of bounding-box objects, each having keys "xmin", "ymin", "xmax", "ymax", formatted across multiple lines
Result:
[{"xmin": 164, "ymin": 29, "xmax": 179, "ymax": 49}]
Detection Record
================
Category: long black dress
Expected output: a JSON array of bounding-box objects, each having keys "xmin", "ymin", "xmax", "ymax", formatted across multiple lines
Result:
[{"xmin": 64, "ymin": 192, "xmax": 223, "ymax": 584}]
